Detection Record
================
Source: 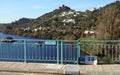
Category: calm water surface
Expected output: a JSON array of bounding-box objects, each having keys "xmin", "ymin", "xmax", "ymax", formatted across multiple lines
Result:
[{"xmin": 0, "ymin": 33, "xmax": 78, "ymax": 64}]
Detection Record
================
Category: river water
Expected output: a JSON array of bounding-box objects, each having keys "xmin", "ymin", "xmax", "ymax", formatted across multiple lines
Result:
[
  {"xmin": 0, "ymin": 33, "xmax": 38, "ymax": 39},
  {"xmin": 0, "ymin": 33, "xmax": 78, "ymax": 64}
]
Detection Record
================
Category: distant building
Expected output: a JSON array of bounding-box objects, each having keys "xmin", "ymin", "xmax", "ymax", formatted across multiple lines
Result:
[
  {"xmin": 34, "ymin": 28, "xmax": 38, "ymax": 32},
  {"xmin": 61, "ymin": 12, "xmax": 68, "ymax": 16},
  {"xmin": 57, "ymin": 4, "xmax": 70, "ymax": 10},
  {"xmin": 23, "ymin": 27, "xmax": 31, "ymax": 31},
  {"xmin": 91, "ymin": 7, "xmax": 96, "ymax": 11},
  {"xmin": 57, "ymin": 6, "xmax": 62, "ymax": 9},
  {"xmin": 63, "ymin": 19, "xmax": 75, "ymax": 24},
  {"xmin": 84, "ymin": 30, "xmax": 96, "ymax": 35},
  {"xmin": 34, "ymin": 26, "xmax": 47, "ymax": 32},
  {"xmin": 61, "ymin": 11, "xmax": 80, "ymax": 17}
]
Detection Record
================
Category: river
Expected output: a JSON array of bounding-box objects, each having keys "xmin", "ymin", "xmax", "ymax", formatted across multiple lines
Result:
[
  {"xmin": 0, "ymin": 33, "xmax": 79, "ymax": 64},
  {"xmin": 0, "ymin": 33, "xmax": 39, "ymax": 39}
]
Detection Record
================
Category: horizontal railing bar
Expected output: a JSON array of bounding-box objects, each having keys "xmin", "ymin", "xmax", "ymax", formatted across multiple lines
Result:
[{"xmin": 80, "ymin": 40, "xmax": 120, "ymax": 42}]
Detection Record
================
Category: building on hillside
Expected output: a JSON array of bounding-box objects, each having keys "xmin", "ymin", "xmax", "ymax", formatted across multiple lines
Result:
[
  {"xmin": 57, "ymin": 4, "xmax": 70, "ymax": 10},
  {"xmin": 63, "ymin": 19, "xmax": 75, "ymax": 24},
  {"xmin": 61, "ymin": 11, "xmax": 80, "ymax": 17},
  {"xmin": 34, "ymin": 26, "xmax": 47, "ymax": 32},
  {"xmin": 91, "ymin": 7, "xmax": 96, "ymax": 11},
  {"xmin": 23, "ymin": 27, "xmax": 31, "ymax": 32},
  {"xmin": 84, "ymin": 30, "xmax": 96, "ymax": 35}
]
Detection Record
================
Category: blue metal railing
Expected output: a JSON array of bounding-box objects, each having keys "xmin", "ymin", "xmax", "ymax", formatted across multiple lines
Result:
[
  {"xmin": 80, "ymin": 40, "xmax": 120, "ymax": 64},
  {"xmin": 1, "ymin": 39, "xmax": 120, "ymax": 64},
  {"xmin": 0, "ymin": 39, "xmax": 79, "ymax": 64}
]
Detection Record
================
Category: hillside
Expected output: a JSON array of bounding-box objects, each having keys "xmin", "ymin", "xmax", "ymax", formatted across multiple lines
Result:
[
  {"xmin": 1, "ymin": 1, "xmax": 120, "ymax": 40},
  {"xmin": 96, "ymin": 1, "xmax": 120, "ymax": 40}
]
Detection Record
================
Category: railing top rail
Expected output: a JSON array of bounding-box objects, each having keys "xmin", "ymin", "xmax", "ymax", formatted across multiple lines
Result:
[
  {"xmin": 0, "ymin": 39, "xmax": 78, "ymax": 42},
  {"xmin": 80, "ymin": 40, "xmax": 120, "ymax": 42},
  {"xmin": 1, "ymin": 39, "xmax": 120, "ymax": 42}
]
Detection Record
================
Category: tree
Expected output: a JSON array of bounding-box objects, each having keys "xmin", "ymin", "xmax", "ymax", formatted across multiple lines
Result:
[
  {"xmin": 14, "ymin": 27, "xmax": 23, "ymax": 35},
  {"xmin": 96, "ymin": 1, "xmax": 120, "ymax": 40},
  {"xmin": 64, "ymin": 34, "xmax": 76, "ymax": 40}
]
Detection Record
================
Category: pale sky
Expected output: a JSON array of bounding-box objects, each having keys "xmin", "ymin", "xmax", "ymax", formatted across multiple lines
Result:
[{"xmin": 0, "ymin": 0, "xmax": 115, "ymax": 23}]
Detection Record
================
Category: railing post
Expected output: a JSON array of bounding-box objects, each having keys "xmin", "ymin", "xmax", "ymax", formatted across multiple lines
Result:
[
  {"xmin": 77, "ymin": 40, "xmax": 80, "ymax": 64},
  {"xmin": 24, "ymin": 40, "xmax": 27, "ymax": 63},
  {"xmin": 61, "ymin": 41, "xmax": 63, "ymax": 64},
  {"xmin": 57, "ymin": 41, "xmax": 59, "ymax": 64}
]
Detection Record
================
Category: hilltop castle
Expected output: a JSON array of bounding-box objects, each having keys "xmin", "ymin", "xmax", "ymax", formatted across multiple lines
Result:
[{"xmin": 57, "ymin": 5, "xmax": 70, "ymax": 10}]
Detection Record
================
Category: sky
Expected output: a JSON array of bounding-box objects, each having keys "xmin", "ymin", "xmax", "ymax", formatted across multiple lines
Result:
[{"xmin": 0, "ymin": 0, "xmax": 115, "ymax": 23}]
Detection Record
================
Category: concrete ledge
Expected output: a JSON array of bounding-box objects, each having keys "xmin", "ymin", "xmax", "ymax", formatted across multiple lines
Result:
[
  {"xmin": 80, "ymin": 64, "xmax": 120, "ymax": 75},
  {"xmin": 1, "ymin": 61, "xmax": 120, "ymax": 75},
  {"xmin": 0, "ymin": 62, "xmax": 65, "ymax": 74},
  {"xmin": 80, "ymin": 71, "xmax": 120, "ymax": 75},
  {"xmin": 0, "ymin": 61, "xmax": 81, "ymax": 75},
  {"xmin": 64, "ymin": 64, "xmax": 80, "ymax": 75}
]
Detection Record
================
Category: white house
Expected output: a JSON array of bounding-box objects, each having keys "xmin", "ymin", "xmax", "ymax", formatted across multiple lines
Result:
[
  {"xmin": 34, "ymin": 28, "xmax": 38, "ymax": 31},
  {"xmin": 34, "ymin": 26, "xmax": 47, "ymax": 32},
  {"xmin": 24, "ymin": 27, "xmax": 31, "ymax": 31},
  {"xmin": 63, "ymin": 19, "xmax": 75, "ymax": 24},
  {"xmin": 61, "ymin": 11, "xmax": 75, "ymax": 16},
  {"xmin": 84, "ymin": 30, "xmax": 96, "ymax": 35}
]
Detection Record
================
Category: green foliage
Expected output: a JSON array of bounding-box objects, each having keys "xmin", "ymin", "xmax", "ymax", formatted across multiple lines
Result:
[
  {"xmin": 96, "ymin": 1, "xmax": 120, "ymax": 40},
  {"xmin": 1, "ymin": 1, "xmax": 120, "ymax": 41}
]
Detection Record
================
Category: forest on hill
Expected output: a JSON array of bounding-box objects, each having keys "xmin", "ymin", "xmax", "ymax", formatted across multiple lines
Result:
[{"xmin": 0, "ymin": 1, "xmax": 120, "ymax": 40}]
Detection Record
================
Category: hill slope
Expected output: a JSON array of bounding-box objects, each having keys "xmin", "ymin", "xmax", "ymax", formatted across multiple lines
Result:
[
  {"xmin": 96, "ymin": 1, "xmax": 120, "ymax": 40},
  {"xmin": 1, "ymin": 1, "xmax": 120, "ymax": 40}
]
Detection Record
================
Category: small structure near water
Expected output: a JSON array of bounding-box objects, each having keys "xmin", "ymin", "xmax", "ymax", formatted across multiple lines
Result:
[
  {"xmin": 1, "ymin": 37, "xmax": 16, "ymax": 43},
  {"xmin": 34, "ymin": 41, "xmax": 42, "ymax": 46}
]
